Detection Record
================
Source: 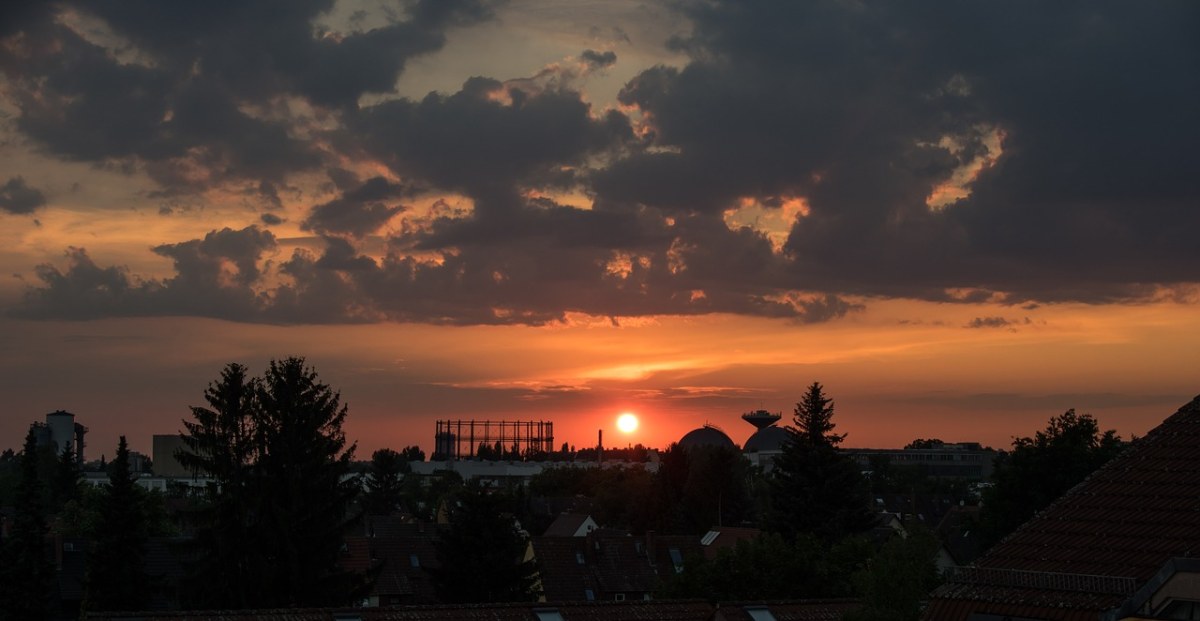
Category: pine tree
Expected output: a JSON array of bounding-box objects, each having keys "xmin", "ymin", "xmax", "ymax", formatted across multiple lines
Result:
[
  {"xmin": 178, "ymin": 358, "xmax": 365, "ymax": 609},
  {"xmin": 176, "ymin": 363, "xmax": 263, "ymax": 609},
  {"xmin": 364, "ymin": 448, "xmax": 409, "ymax": 516},
  {"xmin": 769, "ymin": 382, "xmax": 876, "ymax": 541},
  {"xmin": 432, "ymin": 481, "xmax": 540, "ymax": 603},
  {"xmin": 84, "ymin": 437, "xmax": 150, "ymax": 613},
  {"xmin": 794, "ymin": 382, "xmax": 845, "ymax": 446},
  {"xmin": 253, "ymin": 357, "xmax": 362, "ymax": 607},
  {"xmin": 0, "ymin": 429, "xmax": 54, "ymax": 621},
  {"xmin": 50, "ymin": 441, "xmax": 82, "ymax": 512}
]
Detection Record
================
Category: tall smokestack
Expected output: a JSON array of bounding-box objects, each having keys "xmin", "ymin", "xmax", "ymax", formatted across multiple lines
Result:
[{"xmin": 598, "ymin": 429, "xmax": 603, "ymax": 463}]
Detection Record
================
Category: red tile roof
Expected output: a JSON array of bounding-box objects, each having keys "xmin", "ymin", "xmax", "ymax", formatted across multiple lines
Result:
[
  {"xmin": 714, "ymin": 599, "xmax": 861, "ymax": 621},
  {"xmin": 84, "ymin": 599, "xmax": 716, "ymax": 620},
  {"xmin": 532, "ymin": 534, "xmax": 659, "ymax": 601},
  {"xmin": 925, "ymin": 395, "xmax": 1200, "ymax": 620}
]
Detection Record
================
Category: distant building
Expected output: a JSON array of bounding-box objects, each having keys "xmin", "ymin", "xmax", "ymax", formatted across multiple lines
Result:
[
  {"xmin": 848, "ymin": 442, "xmax": 997, "ymax": 480},
  {"xmin": 739, "ymin": 410, "xmax": 789, "ymax": 469},
  {"xmin": 678, "ymin": 424, "xmax": 738, "ymax": 451},
  {"xmin": 433, "ymin": 419, "xmax": 554, "ymax": 460},
  {"xmin": 151, "ymin": 434, "xmax": 189, "ymax": 477},
  {"xmin": 29, "ymin": 410, "xmax": 87, "ymax": 464},
  {"xmin": 542, "ymin": 513, "xmax": 599, "ymax": 538}
]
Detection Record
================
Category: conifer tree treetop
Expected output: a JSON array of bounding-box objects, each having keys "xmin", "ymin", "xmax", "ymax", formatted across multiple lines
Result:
[{"xmin": 791, "ymin": 382, "xmax": 845, "ymax": 447}]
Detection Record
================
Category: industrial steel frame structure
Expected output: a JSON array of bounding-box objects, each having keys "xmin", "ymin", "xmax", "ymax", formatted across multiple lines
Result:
[{"xmin": 434, "ymin": 419, "xmax": 554, "ymax": 460}]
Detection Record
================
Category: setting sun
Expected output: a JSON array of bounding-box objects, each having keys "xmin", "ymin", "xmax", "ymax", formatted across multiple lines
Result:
[{"xmin": 617, "ymin": 412, "xmax": 639, "ymax": 434}]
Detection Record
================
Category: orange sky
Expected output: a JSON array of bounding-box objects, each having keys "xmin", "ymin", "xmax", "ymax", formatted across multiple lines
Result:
[
  {"xmin": 2, "ymin": 297, "xmax": 1195, "ymax": 458},
  {"xmin": 1, "ymin": 2, "xmax": 1197, "ymax": 462}
]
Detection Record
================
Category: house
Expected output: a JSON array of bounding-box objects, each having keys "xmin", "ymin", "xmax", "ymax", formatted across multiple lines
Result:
[
  {"xmin": 542, "ymin": 514, "xmax": 598, "ymax": 538},
  {"xmin": 924, "ymin": 395, "xmax": 1200, "ymax": 621},
  {"xmin": 698, "ymin": 527, "xmax": 760, "ymax": 560},
  {"xmin": 83, "ymin": 598, "xmax": 853, "ymax": 620},
  {"xmin": 531, "ymin": 533, "xmax": 659, "ymax": 602},
  {"xmin": 343, "ymin": 516, "xmax": 441, "ymax": 607},
  {"xmin": 712, "ymin": 599, "xmax": 862, "ymax": 621}
]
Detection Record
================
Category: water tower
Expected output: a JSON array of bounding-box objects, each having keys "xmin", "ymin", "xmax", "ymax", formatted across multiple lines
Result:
[{"xmin": 741, "ymin": 409, "xmax": 781, "ymax": 430}]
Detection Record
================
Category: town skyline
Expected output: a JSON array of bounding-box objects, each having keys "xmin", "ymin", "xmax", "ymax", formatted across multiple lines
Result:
[{"xmin": 2, "ymin": 1, "xmax": 1197, "ymax": 457}]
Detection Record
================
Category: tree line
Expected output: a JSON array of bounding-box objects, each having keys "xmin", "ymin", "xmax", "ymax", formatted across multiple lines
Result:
[{"xmin": 0, "ymin": 364, "xmax": 1129, "ymax": 620}]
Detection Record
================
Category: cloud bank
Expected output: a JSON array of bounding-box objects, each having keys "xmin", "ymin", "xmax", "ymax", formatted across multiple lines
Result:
[{"xmin": 4, "ymin": 1, "xmax": 1198, "ymax": 324}]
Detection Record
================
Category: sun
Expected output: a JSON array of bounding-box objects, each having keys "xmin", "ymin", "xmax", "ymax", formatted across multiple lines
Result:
[{"xmin": 617, "ymin": 412, "xmax": 639, "ymax": 434}]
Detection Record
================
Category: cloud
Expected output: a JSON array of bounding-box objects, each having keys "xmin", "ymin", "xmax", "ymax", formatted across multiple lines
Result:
[
  {"xmin": 15, "ymin": 227, "xmax": 276, "ymax": 321},
  {"xmin": 580, "ymin": 49, "xmax": 617, "ymax": 68},
  {"xmin": 302, "ymin": 176, "xmax": 410, "ymax": 237},
  {"xmin": 965, "ymin": 316, "xmax": 1012, "ymax": 329},
  {"xmin": 597, "ymin": 1, "xmax": 1200, "ymax": 304},
  {"xmin": 349, "ymin": 77, "xmax": 632, "ymax": 214},
  {"xmin": 6, "ymin": 1, "xmax": 1200, "ymax": 325},
  {"xmin": 0, "ymin": 176, "xmax": 47, "ymax": 214},
  {"xmin": 0, "ymin": 0, "xmax": 501, "ymax": 194}
]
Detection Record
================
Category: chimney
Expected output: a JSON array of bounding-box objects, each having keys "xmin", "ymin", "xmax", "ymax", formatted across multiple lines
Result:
[{"xmin": 598, "ymin": 429, "xmax": 604, "ymax": 463}]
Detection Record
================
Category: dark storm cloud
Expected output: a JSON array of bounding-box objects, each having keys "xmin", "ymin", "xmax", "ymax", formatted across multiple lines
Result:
[
  {"xmin": 15, "ymin": 227, "xmax": 276, "ymax": 321},
  {"xmin": 0, "ymin": 0, "xmax": 499, "ymax": 193},
  {"xmin": 9, "ymin": 1, "xmax": 1200, "ymax": 325},
  {"xmin": 597, "ymin": 0, "xmax": 1200, "ymax": 304},
  {"xmin": 349, "ymin": 77, "xmax": 633, "ymax": 213},
  {"xmin": 16, "ymin": 219, "xmax": 856, "ymax": 325},
  {"xmin": 0, "ymin": 176, "xmax": 47, "ymax": 214},
  {"xmin": 580, "ymin": 49, "xmax": 617, "ymax": 68},
  {"xmin": 302, "ymin": 176, "xmax": 411, "ymax": 237}
]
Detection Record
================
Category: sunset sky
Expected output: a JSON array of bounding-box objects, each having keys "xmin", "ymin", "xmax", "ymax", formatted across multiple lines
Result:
[{"xmin": 1, "ymin": 1, "xmax": 1198, "ymax": 459}]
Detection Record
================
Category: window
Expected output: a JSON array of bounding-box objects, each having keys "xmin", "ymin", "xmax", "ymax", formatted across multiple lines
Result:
[
  {"xmin": 533, "ymin": 609, "xmax": 565, "ymax": 621},
  {"xmin": 615, "ymin": 593, "xmax": 625, "ymax": 601},
  {"xmin": 410, "ymin": 554, "xmax": 420, "ymax": 568},
  {"xmin": 669, "ymin": 547, "xmax": 684, "ymax": 573},
  {"xmin": 745, "ymin": 606, "xmax": 777, "ymax": 621},
  {"xmin": 576, "ymin": 551, "xmax": 586, "ymax": 564},
  {"xmin": 584, "ymin": 589, "xmax": 595, "ymax": 601}
]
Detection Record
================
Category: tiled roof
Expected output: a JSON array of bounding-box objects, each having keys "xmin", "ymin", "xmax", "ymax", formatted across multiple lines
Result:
[
  {"xmin": 926, "ymin": 395, "xmax": 1200, "ymax": 620},
  {"xmin": 542, "ymin": 514, "xmax": 593, "ymax": 537},
  {"xmin": 532, "ymin": 535, "xmax": 660, "ymax": 601},
  {"xmin": 698, "ymin": 528, "xmax": 760, "ymax": 560},
  {"xmin": 714, "ymin": 599, "xmax": 861, "ymax": 621},
  {"xmin": 367, "ymin": 531, "xmax": 441, "ymax": 603},
  {"xmin": 84, "ymin": 599, "xmax": 717, "ymax": 620}
]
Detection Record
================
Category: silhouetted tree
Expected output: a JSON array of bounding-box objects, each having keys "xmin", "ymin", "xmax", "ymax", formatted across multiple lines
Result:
[
  {"xmin": 980, "ymin": 409, "xmax": 1124, "ymax": 546},
  {"xmin": 177, "ymin": 362, "xmax": 262, "ymax": 609},
  {"xmin": 178, "ymin": 358, "xmax": 364, "ymax": 609},
  {"xmin": 0, "ymin": 429, "xmax": 53, "ymax": 621},
  {"xmin": 253, "ymin": 357, "xmax": 362, "ymax": 607},
  {"xmin": 399, "ymin": 445, "xmax": 425, "ymax": 462},
  {"xmin": 84, "ymin": 436, "xmax": 150, "ymax": 613},
  {"xmin": 50, "ymin": 440, "xmax": 83, "ymax": 511},
  {"xmin": 904, "ymin": 438, "xmax": 945, "ymax": 450},
  {"xmin": 655, "ymin": 444, "xmax": 753, "ymax": 534},
  {"xmin": 432, "ymin": 481, "xmax": 540, "ymax": 603},
  {"xmin": 662, "ymin": 532, "xmax": 876, "ymax": 601},
  {"xmin": 845, "ymin": 530, "xmax": 942, "ymax": 621},
  {"xmin": 768, "ymin": 382, "xmax": 876, "ymax": 541},
  {"xmin": 364, "ymin": 448, "xmax": 409, "ymax": 515},
  {"xmin": 794, "ymin": 382, "xmax": 845, "ymax": 446}
]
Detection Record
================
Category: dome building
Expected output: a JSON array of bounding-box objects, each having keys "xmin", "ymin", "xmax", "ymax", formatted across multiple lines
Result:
[
  {"xmin": 744, "ymin": 425, "xmax": 790, "ymax": 454},
  {"xmin": 677, "ymin": 424, "xmax": 738, "ymax": 451},
  {"xmin": 740, "ymin": 409, "xmax": 790, "ymax": 470}
]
